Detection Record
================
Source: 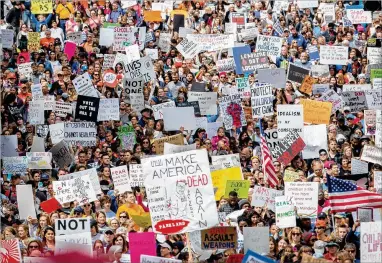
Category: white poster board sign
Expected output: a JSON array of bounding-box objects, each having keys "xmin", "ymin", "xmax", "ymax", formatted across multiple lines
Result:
[
  {"xmin": 111, "ymin": 166, "xmax": 132, "ymax": 193},
  {"xmin": 275, "ymin": 196, "xmax": 296, "ymax": 229},
  {"xmin": 285, "ymin": 182, "xmax": 319, "ymax": 218},
  {"xmin": 16, "ymin": 185, "xmax": 37, "ymax": 220},
  {"xmin": 243, "ymin": 227, "xmax": 269, "ymax": 254},
  {"xmin": 251, "ymin": 186, "xmax": 283, "ymax": 211},
  {"xmin": 320, "ymin": 45, "xmax": 348, "ymax": 65},
  {"xmin": 360, "ymin": 222, "xmax": 381, "ymax": 263},
  {"xmin": 276, "ymin": 105, "xmax": 304, "ymax": 139}
]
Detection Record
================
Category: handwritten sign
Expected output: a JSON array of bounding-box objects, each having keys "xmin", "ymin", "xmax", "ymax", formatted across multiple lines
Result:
[
  {"xmin": 361, "ymin": 222, "xmax": 382, "ymax": 263},
  {"xmin": 320, "ymin": 45, "xmax": 348, "ymax": 65},
  {"xmin": 27, "ymin": 32, "xmax": 40, "ymax": 52},
  {"xmin": 201, "ymin": 227, "xmax": 237, "ymax": 250},
  {"xmin": 251, "ymin": 186, "xmax": 283, "ymax": 211},
  {"xmin": 300, "ymin": 99, "xmax": 332, "ymax": 125},
  {"xmin": 346, "ymin": 10, "xmax": 372, "ymax": 24},
  {"xmin": 224, "ymin": 180, "xmax": 250, "ymax": 198},
  {"xmin": 285, "ymin": 182, "xmax": 318, "ymax": 218},
  {"xmin": 243, "ymin": 227, "xmax": 269, "ymax": 254},
  {"xmin": 111, "ymin": 166, "xmax": 132, "ymax": 193},
  {"xmin": 31, "ymin": 0, "xmax": 53, "ymax": 14},
  {"xmin": 275, "ymin": 196, "xmax": 296, "ymax": 228}
]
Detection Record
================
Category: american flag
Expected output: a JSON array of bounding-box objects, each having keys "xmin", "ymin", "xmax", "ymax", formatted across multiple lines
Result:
[
  {"xmin": 327, "ymin": 175, "xmax": 382, "ymax": 213},
  {"xmin": 259, "ymin": 122, "xmax": 278, "ymax": 188}
]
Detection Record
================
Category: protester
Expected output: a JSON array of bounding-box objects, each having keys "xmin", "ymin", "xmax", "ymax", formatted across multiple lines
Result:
[{"xmin": 1, "ymin": 0, "xmax": 382, "ymax": 263}]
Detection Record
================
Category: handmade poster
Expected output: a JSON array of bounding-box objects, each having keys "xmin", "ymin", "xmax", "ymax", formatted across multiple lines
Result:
[
  {"xmin": 97, "ymin": 98, "xmax": 120, "ymax": 121},
  {"xmin": 53, "ymin": 174, "xmax": 97, "ymax": 205},
  {"xmin": 72, "ymin": 72, "xmax": 99, "ymax": 98},
  {"xmin": 342, "ymin": 91, "xmax": 367, "ymax": 112},
  {"xmin": 357, "ymin": 208, "xmax": 373, "ymax": 222},
  {"xmin": 224, "ymin": 180, "xmax": 250, "ymax": 198},
  {"xmin": 255, "ymin": 35, "xmax": 282, "ymax": 58},
  {"xmin": 152, "ymin": 101, "xmax": 176, "ymax": 120},
  {"xmin": 311, "ymin": 65, "xmax": 330, "ymax": 78},
  {"xmin": 54, "ymin": 101, "xmax": 73, "ymax": 118},
  {"xmin": 142, "ymin": 149, "xmax": 218, "ymax": 234},
  {"xmin": 129, "ymin": 232, "xmax": 157, "ymax": 263},
  {"xmin": 376, "ymin": 110, "xmax": 382, "ymax": 148},
  {"xmin": 299, "ymin": 76, "xmax": 315, "ymax": 95},
  {"xmin": 188, "ymin": 92, "xmax": 218, "ymax": 115},
  {"xmin": 55, "ymin": 218, "xmax": 92, "ymax": 257},
  {"xmin": 242, "ymin": 250, "xmax": 274, "ymax": 263},
  {"xmin": 153, "ymin": 133, "xmax": 184, "ymax": 155},
  {"xmin": 177, "ymin": 101, "xmax": 201, "ymax": 117},
  {"xmin": 352, "ymin": 158, "xmax": 369, "ymax": 175},
  {"xmin": 319, "ymin": 45, "xmax": 348, "ymax": 65},
  {"xmin": 346, "ymin": 10, "xmax": 372, "ymax": 24},
  {"xmin": 318, "ymin": 2, "xmax": 335, "ymax": 22},
  {"xmin": 361, "ymin": 145, "xmax": 382, "ymax": 165},
  {"xmin": 285, "ymin": 182, "xmax": 319, "ymax": 218},
  {"xmin": 302, "ymin": 124, "xmax": 328, "ymax": 159},
  {"xmin": 162, "ymin": 107, "xmax": 196, "ymax": 131},
  {"xmin": 158, "ymin": 33, "xmax": 171, "ymax": 52},
  {"xmin": 66, "ymin": 32, "xmax": 82, "ymax": 45},
  {"xmin": 235, "ymin": 77, "xmax": 250, "ymax": 98},
  {"xmin": 50, "ymin": 140, "xmax": 74, "ymax": 168},
  {"xmin": 201, "ymin": 227, "xmax": 237, "ymax": 250},
  {"xmin": 238, "ymin": 51, "xmax": 269, "ymax": 74},
  {"xmin": 0, "ymin": 239, "xmax": 21, "ymax": 263},
  {"xmin": 30, "ymin": 136, "xmax": 45, "ymax": 152},
  {"xmin": 211, "ymin": 154, "xmax": 241, "ymax": 169},
  {"xmin": 283, "ymin": 170, "xmax": 300, "ymax": 183},
  {"xmin": 75, "ymin": 95, "xmax": 100, "ymax": 122},
  {"xmin": 58, "ymin": 168, "xmax": 101, "ymax": 195},
  {"xmin": 365, "ymin": 90, "xmax": 382, "ymax": 110},
  {"xmin": 28, "ymin": 100, "xmax": 44, "ymax": 124},
  {"xmin": 287, "ymin": 63, "xmax": 310, "ymax": 83},
  {"xmin": 250, "ymin": 83, "xmax": 274, "ymax": 117},
  {"xmin": 31, "ymin": 0, "xmax": 53, "ymax": 14},
  {"xmin": 360, "ymin": 222, "xmax": 381, "ymax": 263},
  {"xmin": 342, "ymin": 84, "xmax": 372, "ymax": 92},
  {"xmin": 117, "ymin": 125, "xmax": 136, "ymax": 150},
  {"xmin": 124, "ymin": 56, "xmax": 155, "ymax": 82},
  {"xmin": 374, "ymin": 171, "xmax": 382, "ymax": 194},
  {"xmin": 367, "ymin": 47, "xmax": 382, "ymax": 64},
  {"xmin": 186, "ymin": 34, "xmax": 235, "ymax": 52},
  {"xmin": 16, "ymin": 185, "xmax": 37, "ymax": 220},
  {"xmin": 129, "ymin": 164, "xmax": 145, "ymax": 187},
  {"xmin": 218, "ymin": 94, "xmax": 246, "ymax": 130},
  {"xmin": 1, "ymin": 135, "xmax": 18, "ymax": 157},
  {"xmin": 27, "ymin": 152, "xmax": 52, "ymax": 169},
  {"xmin": 113, "ymin": 26, "xmax": 133, "ymax": 51},
  {"xmin": 1, "ymin": 29, "xmax": 14, "ymax": 49},
  {"xmin": 216, "ymin": 58, "xmax": 236, "ymax": 72},
  {"xmin": 111, "ymin": 166, "xmax": 132, "ymax": 193},
  {"xmin": 18, "ymin": 62, "xmax": 33, "ymax": 78},
  {"xmin": 300, "ymin": 99, "xmax": 332, "ymax": 125},
  {"xmin": 211, "ymin": 167, "xmax": 243, "ymax": 200},
  {"xmin": 102, "ymin": 69, "xmax": 118, "ymax": 88},
  {"xmin": 176, "ymin": 38, "xmax": 201, "ymax": 59},
  {"xmin": 275, "ymin": 196, "xmax": 296, "ymax": 228},
  {"xmin": 264, "ymin": 129, "xmax": 279, "ymax": 154},
  {"xmin": 272, "ymin": 130, "xmax": 306, "ymax": 166},
  {"xmin": 276, "ymin": 104, "xmax": 304, "ymax": 139},
  {"xmin": 164, "ymin": 143, "xmax": 196, "ymax": 155},
  {"xmin": 27, "ymin": 32, "xmax": 40, "ymax": 52},
  {"xmin": 318, "ymin": 89, "xmax": 343, "ymax": 113},
  {"xmin": 251, "ymin": 186, "xmax": 283, "ymax": 211},
  {"xmin": 140, "ymin": 255, "xmax": 181, "ymax": 263},
  {"xmin": 257, "ymin": 68, "xmax": 286, "ymax": 89},
  {"xmin": 102, "ymin": 54, "xmax": 116, "ymax": 71},
  {"xmin": 64, "ymin": 122, "xmax": 97, "ymax": 146},
  {"xmin": 243, "ymin": 227, "xmax": 269, "ymax": 254},
  {"xmin": 2, "ymin": 156, "xmax": 28, "ymax": 174}
]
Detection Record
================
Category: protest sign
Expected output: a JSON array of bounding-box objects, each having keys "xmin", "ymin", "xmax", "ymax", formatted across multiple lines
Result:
[
  {"xmin": 365, "ymin": 90, "xmax": 382, "ymax": 110},
  {"xmin": 44, "ymin": 95, "xmax": 55, "ymax": 110},
  {"xmin": 31, "ymin": 136, "xmax": 45, "ymax": 152},
  {"xmin": 302, "ymin": 124, "xmax": 328, "ymax": 159},
  {"xmin": 124, "ymin": 56, "xmax": 155, "ymax": 82},
  {"xmin": 284, "ymin": 170, "xmax": 300, "ymax": 183},
  {"xmin": 374, "ymin": 171, "xmax": 382, "ymax": 194},
  {"xmin": 55, "ymin": 218, "xmax": 92, "ymax": 257},
  {"xmin": 264, "ymin": 129, "xmax": 279, "ymax": 154},
  {"xmin": 301, "ymin": 254, "xmax": 332, "ymax": 263},
  {"xmin": 18, "ymin": 62, "xmax": 33, "ymax": 78},
  {"xmin": 72, "ymin": 72, "xmax": 99, "ymax": 98},
  {"xmin": 129, "ymin": 164, "xmax": 145, "ymax": 187},
  {"xmin": 27, "ymin": 152, "xmax": 52, "ymax": 169},
  {"xmin": 1, "ymin": 29, "xmax": 14, "ymax": 48},
  {"xmin": 307, "ymin": 45, "xmax": 319, "ymax": 60},
  {"xmin": 75, "ymin": 95, "xmax": 100, "ymax": 122},
  {"xmin": 66, "ymin": 32, "xmax": 82, "ymax": 45},
  {"xmin": 16, "ymin": 185, "xmax": 37, "ymax": 220},
  {"xmin": 31, "ymin": 0, "xmax": 53, "ymax": 14},
  {"xmin": 319, "ymin": 45, "xmax": 348, "ymax": 65},
  {"xmin": 102, "ymin": 54, "xmax": 116, "ymax": 71},
  {"xmin": 367, "ymin": 47, "xmax": 382, "ymax": 64},
  {"xmin": 142, "ymin": 149, "xmax": 218, "ymax": 234},
  {"xmin": 224, "ymin": 180, "xmax": 250, "ymax": 198},
  {"xmin": 251, "ymin": 186, "xmax": 283, "ymax": 211},
  {"xmin": 300, "ymin": 99, "xmax": 332, "ymax": 125},
  {"xmin": 242, "ymin": 250, "xmax": 275, "ymax": 263},
  {"xmin": 111, "ymin": 166, "xmax": 132, "ymax": 193},
  {"xmin": 130, "ymin": 93, "xmax": 145, "ymax": 113},
  {"xmin": 191, "ymin": 81, "xmax": 207, "ymax": 92},
  {"xmin": 2, "ymin": 156, "xmax": 28, "ymax": 174},
  {"xmin": 31, "ymin": 84, "xmax": 43, "ymax": 100},
  {"xmin": 50, "ymin": 140, "xmax": 74, "ymax": 169},
  {"xmin": 243, "ymin": 227, "xmax": 269, "ymax": 254},
  {"xmin": 162, "ymin": 107, "xmax": 196, "ymax": 131},
  {"xmin": 145, "ymin": 48, "xmax": 158, "ymax": 60},
  {"xmin": 188, "ymin": 92, "xmax": 218, "ymax": 115},
  {"xmin": 299, "ymin": 75, "xmax": 315, "ymax": 95},
  {"xmin": 352, "ymin": 158, "xmax": 369, "ymax": 175},
  {"xmin": 164, "ymin": 143, "xmax": 196, "ymax": 155},
  {"xmin": 346, "ymin": 9, "xmax": 372, "ymax": 24},
  {"xmin": 99, "ymin": 28, "xmax": 114, "ymax": 47},
  {"xmin": 357, "ymin": 208, "xmax": 373, "ymax": 222},
  {"xmin": 360, "ymin": 222, "xmax": 382, "ymax": 263},
  {"xmin": 64, "ymin": 122, "xmax": 97, "ymax": 147},
  {"xmin": 125, "ymin": 44, "xmax": 141, "ymax": 63},
  {"xmin": 0, "ymin": 239, "xmax": 21, "ymax": 263},
  {"xmin": 236, "ymin": 77, "xmax": 250, "ymax": 98},
  {"xmin": 311, "ymin": 65, "xmax": 330, "ymax": 78},
  {"xmin": 276, "ymin": 104, "xmax": 304, "ymax": 139},
  {"xmin": 238, "ymin": 51, "xmax": 269, "ymax": 74},
  {"xmin": 113, "ymin": 26, "xmax": 133, "ymax": 51},
  {"xmin": 54, "ymin": 174, "xmax": 97, "ymax": 205},
  {"xmin": 27, "ymin": 32, "xmax": 40, "ymax": 52},
  {"xmin": 342, "ymin": 84, "xmax": 372, "ymax": 92},
  {"xmin": 230, "ymin": 13, "xmax": 245, "ymax": 32},
  {"xmin": 124, "ymin": 77, "xmax": 144, "ymax": 96},
  {"xmin": 1, "ymin": 135, "xmax": 18, "ymax": 157},
  {"xmin": 118, "ymin": 125, "xmax": 136, "ymax": 150},
  {"xmin": 318, "ymin": 3, "xmax": 335, "ymax": 22},
  {"xmin": 28, "ymin": 100, "xmax": 44, "ymax": 124},
  {"xmin": 285, "ymin": 182, "xmax": 319, "ymax": 218},
  {"xmin": 216, "ymin": 58, "xmax": 236, "ymax": 72},
  {"xmin": 54, "ymin": 101, "xmax": 73, "ymax": 118},
  {"xmin": 102, "ymin": 69, "xmax": 118, "ymax": 88},
  {"xmin": 257, "ymin": 68, "xmax": 286, "ymax": 89},
  {"xmin": 271, "ymin": 130, "xmax": 306, "ymax": 166},
  {"xmin": 64, "ymin": 41, "xmax": 76, "ymax": 61},
  {"xmin": 140, "ymin": 255, "xmax": 181, "ymax": 263},
  {"xmin": 275, "ymin": 196, "xmax": 296, "ymax": 228},
  {"xmin": 255, "ymin": 35, "xmax": 282, "ymax": 58},
  {"xmin": 376, "ymin": 110, "xmax": 382, "ymax": 149},
  {"xmin": 186, "ymin": 34, "xmax": 235, "ymax": 52},
  {"xmin": 130, "ymin": 213, "xmax": 152, "ymax": 229},
  {"xmin": 177, "ymin": 101, "xmax": 201, "ymax": 117},
  {"xmin": 129, "ymin": 232, "xmax": 156, "ymax": 263},
  {"xmin": 218, "ymin": 94, "xmax": 246, "ymax": 130},
  {"xmin": 153, "ymin": 133, "xmax": 184, "ymax": 155},
  {"xmin": 211, "ymin": 167, "xmax": 243, "ymax": 200},
  {"xmin": 59, "ymin": 168, "xmax": 101, "ymax": 195},
  {"xmin": 371, "ymin": 69, "xmax": 382, "ymax": 81},
  {"xmin": 318, "ymin": 89, "xmax": 343, "ymax": 113},
  {"xmin": 361, "ymin": 145, "xmax": 382, "ymax": 165},
  {"xmin": 238, "ymin": 28, "xmax": 258, "ymax": 42},
  {"xmin": 211, "ymin": 154, "xmax": 241, "ymax": 169},
  {"xmin": 97, "ymin": 98, "xmax": 120, "ymax": 121},
  {"xmin": 250, "ymin": 83, "xmax": 274, "ymax": 117},
  {"xmin": 37, "ymin": 125, "xmax": 49, "ymax": 138},
  {"xmin": 201, "ymin": 227, "xmax": 237, "ymax": 250},
  {"xmin": 157, "ymin": 33, "xmax": 171, "ymax": 52},
  {"xmin": 176, "ymin": 38, "xmax": 200, "ymax": 59},
  {"xmin": 287, "ymin": 63, "xmax": 310, "ymax": 83},
  {"xmin": 342, "ymin": 91, "xmax": 367, "ymax": 112},
  {"xmin": 364, "ymin": 110, "xmax": 376, "ymax": 135}
]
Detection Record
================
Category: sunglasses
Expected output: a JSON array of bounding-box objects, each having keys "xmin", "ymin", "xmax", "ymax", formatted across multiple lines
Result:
[
  {"xmin": 315, "ymin": 227, "xmax": 325, "ymax": 229},
  {"xmin": 119, "ymin": 216, "xmax": 127, "ymax": 218},
  {"xmin": 29, "ymin": 246, "xmax": 39, "ymax": 249},
  {"xmin": 347, "ymin": 250, "xmax": 356, "ymax": 253},
  {"xmin": 292, "ymin": 233, "xmax": 301, "ymax": 236},
  {"xmin": 84, "ymin": 204, "xmax": 91, "ymax": 207}
]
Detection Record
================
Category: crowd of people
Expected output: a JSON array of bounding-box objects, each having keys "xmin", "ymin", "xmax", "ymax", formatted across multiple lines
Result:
[{"xmin": 1, "ymin": 0, "xmax": 382, "ymax": 263}]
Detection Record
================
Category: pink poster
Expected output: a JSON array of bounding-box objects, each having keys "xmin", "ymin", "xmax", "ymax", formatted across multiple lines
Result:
[
  {"xmin": 64, "ymin": 41, "xmax": 77, "ymax": 61},
  {"xmin": 128, "ymin": 232, "xmax": 156, "ymax": 263},
  {"xmin": 17, "ymin": 51, "xmax": 31, "ymax": 63}
]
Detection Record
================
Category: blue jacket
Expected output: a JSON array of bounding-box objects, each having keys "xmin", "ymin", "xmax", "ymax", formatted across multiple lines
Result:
[
  {"xmin": 31, "ymin": 13, "xmax": 53, "ymax": 32},
  {"xmin": 287, "ymin": 34, "xmax": 307, "ymax": 49}
]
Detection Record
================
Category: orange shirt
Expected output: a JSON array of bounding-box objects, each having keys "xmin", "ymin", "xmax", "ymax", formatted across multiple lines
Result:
[{"xmin": 40, "ymin": 37, "xmax": 55, "ymax": 48}]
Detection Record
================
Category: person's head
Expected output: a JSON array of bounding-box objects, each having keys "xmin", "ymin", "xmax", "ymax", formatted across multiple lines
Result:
[
  {"xmin": 160, "ymin": 242, "xmax": 173, "ymax": 258},
  {"xmin": 43, "ymin": 227, "xmax": 55, "ymax": 243},
  {"xmin": 289, "ymin": 227, "xmax": 302, "ymax": 242},
  {"xmin": 3, "ymin": 226, "xmax": 16, "ymax": 240},
  {"xmin": 344, "ymin": 243, "xmax": 357, "ymax": 260},
  {"xmin": 338, "ymin": 224, "xmax": 348, "ymax": 239},
  {"xmin": 112, "ymin": 234, "xmax": 128, "ymax": 252},
  {"xmin": 27, "ymin": 240, "xmax": 43, "ymax": 256},
  {"xmin": 319, "ymin": 149, "xmax": 328, "ymax": 162},
  {"xmin": 18, "ymin": 224, "xmax": 30, "ymax": 239},
  {"xmin": 96, "ymin": 211, "xmax": 107, "ymax": 225},
  {"xmin": 125, "ymin": 191, "xmax": 135, "ymax": 204},
  {"xmin": 228, "ymin": 191, "xmax": 238, "ymax": 206},
  {"xmin": 326, "ymin": 242, "xmax": 339, "ymax": 255},
  {"xmin": 217, "ymin": 127, "xmax": 225, "ymax": 137},
  {"xmin": 104, "ymin": 229, "xmax": 115, "ymax": 243}
]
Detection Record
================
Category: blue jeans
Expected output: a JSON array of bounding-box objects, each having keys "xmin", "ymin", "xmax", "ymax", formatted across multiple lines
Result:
[
  {"xmin": 59, "ymin": 19, "xmax": 67, "ymax": 38},
  {"xmin": 22, "ymin": 9, "xmax": 32, "ymax": 28}
]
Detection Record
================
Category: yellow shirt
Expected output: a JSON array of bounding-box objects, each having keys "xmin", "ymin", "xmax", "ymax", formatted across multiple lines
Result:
[
  {"xmin": 116, "ymin": 203, "xmax": 145, "ymax": 231},
  {"xmin": 56, "ymin": 3, "xmax": 74, "ymax": 20}
]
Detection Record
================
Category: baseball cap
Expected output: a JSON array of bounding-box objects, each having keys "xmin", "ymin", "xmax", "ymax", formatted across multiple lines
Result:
[
  {"xmin": 317, "ymin": 212, "xmax": 327, "ymax": 219},
  {"xmin": 319, "ymin": 149, "xmax": 327, "ymax": 155},
  {"xmin": 315, "ymin": 220, "xmax": 326, "ymax": 228},
  {"xmin": 41, "ymin": 174, "xmax": 49, "ymax": 180},
  {"xmin": 326, "ymin": 242, "xmax": 340, "ymax": 248},
  {"xmin": 313, "ymin": 240, "xmax": 327, "ymax": 254},
  {"xmin": 73, "ymin": 206, "xmax": 84, "ymax": 214},
  {"xmin": 105, "ymin": 229, "xmax": 114, "ymax": 235},
  {"xmin": 334, "ymin": 213, "xmax": 346, "ymax": 218},
  {"xmin": 160, "ymin": 242, "xmax": 173, "ymax": 251},
  {"xmin": 343, "ymin": 106, "xmax": 351, "ymax": 112}
]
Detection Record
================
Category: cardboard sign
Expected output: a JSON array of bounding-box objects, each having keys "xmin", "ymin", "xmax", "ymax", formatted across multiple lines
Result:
[
  {"xmin": 129, "ymin": 164, "xmax": 145, "ymax": 187},
  {"xmin": 250, "ymin": 83, "xmax": 274, "ymax": 117},
  {"xmin": 243, "ymin": 227, "xmax": 269, "ymax": 254},
  {"xmin": 163, "ymin": 143, "xmax": 196, "ymax": 155},
  {"xmin": 102, "ymin": 54, "xmax": 116, "ymax": 71},
  {"xmin": 271, "ymin": 130, "xmax": 306, "ymax": 166},
  {"xmin": 346, "ymin": 10, "xmax": 372, "ymax": 24},
  {"xmin": 50, "ymin": 140, "xmax": 74, "ymax": 168},
  {"xmin": 275, "ymin": 196, "xmax": 296, "ymax": 228},
  {"xmin": 158, "ymin": 33, "xmax": 171, "ymax": 52},
  {"xmin": 64, "ymin": 122, "xmax": 97, "ymax": 146},
  {"xmin": 111, "ymin": 166, "xmax": 132, "ymax": 193},
  {"xmin": 97, "ymin": 98, "xmax": 120, "ymax": 121},
  {"xmin": 284, "ymin": 170, "xmax": 300, "ymax": 182},
  {"xmin": 285, "ymin": 182, "xmax": 319, "ymax": 218},
  {"xmin": 27, "ymin": 152, "xmax": 52, "ymax": 169},
  {"xmin": 124, "ymin": 56, "xmax": 155, "ymax": 82},
  {"xmin": 300, "ymin": 99, "xmax": 332, "ymax": 125},
  {"xmin": 1, "ymin": 135, "xmax": 18, "ymax": 157},
  {"xmin": 27, "ymin": 32, "xmax": 40, "ymax": 52},
  {"xmin": 299, "ymin": 76, "xmax": 315, "ymax": 95},
  {"xmin": 342, "ymin": 91, "xmax": 367, "ymax": 112},
  {"xmin": 320, "ymin": 45, "xmax": 348, "ymax": 65},
  {"xmin": 153, "ymin": 133, "xmax": 184, "ymax": 155},
  {"xmin": 257, "ymin": 68, "xmax": 286, "ymax": 89},
  {"xmin": 201, "ymin": 227, "xmax": 237, "ymax": 250},
  {"xmin": 211, "ymin": 167, "xmax": 243, "ymax": 200},
  {"xmin": 238, "ymin": 51, "xmax": 269, "ymax": 74},
  {"xmin": 64, "ymin": 41, "xmax": 76, "ymax": 61},
  {"xmin": 224, "ymin": 180, "xmax": 250, "ymax": 198},
  {"xmin": 72, "ymin": 72, "xmax": 98, "ymax": 98},
  {"xmin": 143, "ymin": 10, "xmax": 162, "ymax": 22},
  {"xmin": 276, "ymin": 104, "xmax": 304, "ymax": 139},
  {"xmin": 287, "ymin": 63, "xmax": 310, "ymax": 83},
  {"xmin": 218, "ymin": 94, "xmax": 246, "ymax": 130},
  {"xmin": 251, "ymin": 186, "xmax": 283, "ymax": 211},
  {"xmin": 75, "ymin": 95, "xmax": 100, "ymax": 122},
  {"xmin": 236, "ymin": 77, "xmax": 250, "ymax": 98},
  {"xmin": 40, "ymin": 198, "xmax": 61, "ymax": 214},
  {"xmin": 301, "ymin": 254, "xmax": 332, "ymax": 263},
  {"xmin": 152, "ymin": 101, "xmax": 176, "ymax": 120},
  {"xmin": 188, "ymin": 92, "xmax": 218, "ymax": 116},
  {"xmin": 162, "ymin": 107, "xmax": 196, "ymax": 131},
  {"xmin": 361, "ymin": 145, "xmax": 382, "ymax": 165},
  {"xmin": 0, "ymin": 239, "xmax": 21, "ymax": 263},
  {"xmin": 360, "ymin": 222, "xmax": 382, "ymax": 263},
  {"xmin": 31, "ymin": 0, "xmax": 53, "ymax": 14},
  {"xmin": 129, "ymin": 232, "xmax": 157, "ymax": 263},
  {"xmin": 142, "ymin": 149, "xmax": 218, "ymax": 234},
  {"xmin": 16, "ymin": 185, "xmax": 37, "ymax": 220}
]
